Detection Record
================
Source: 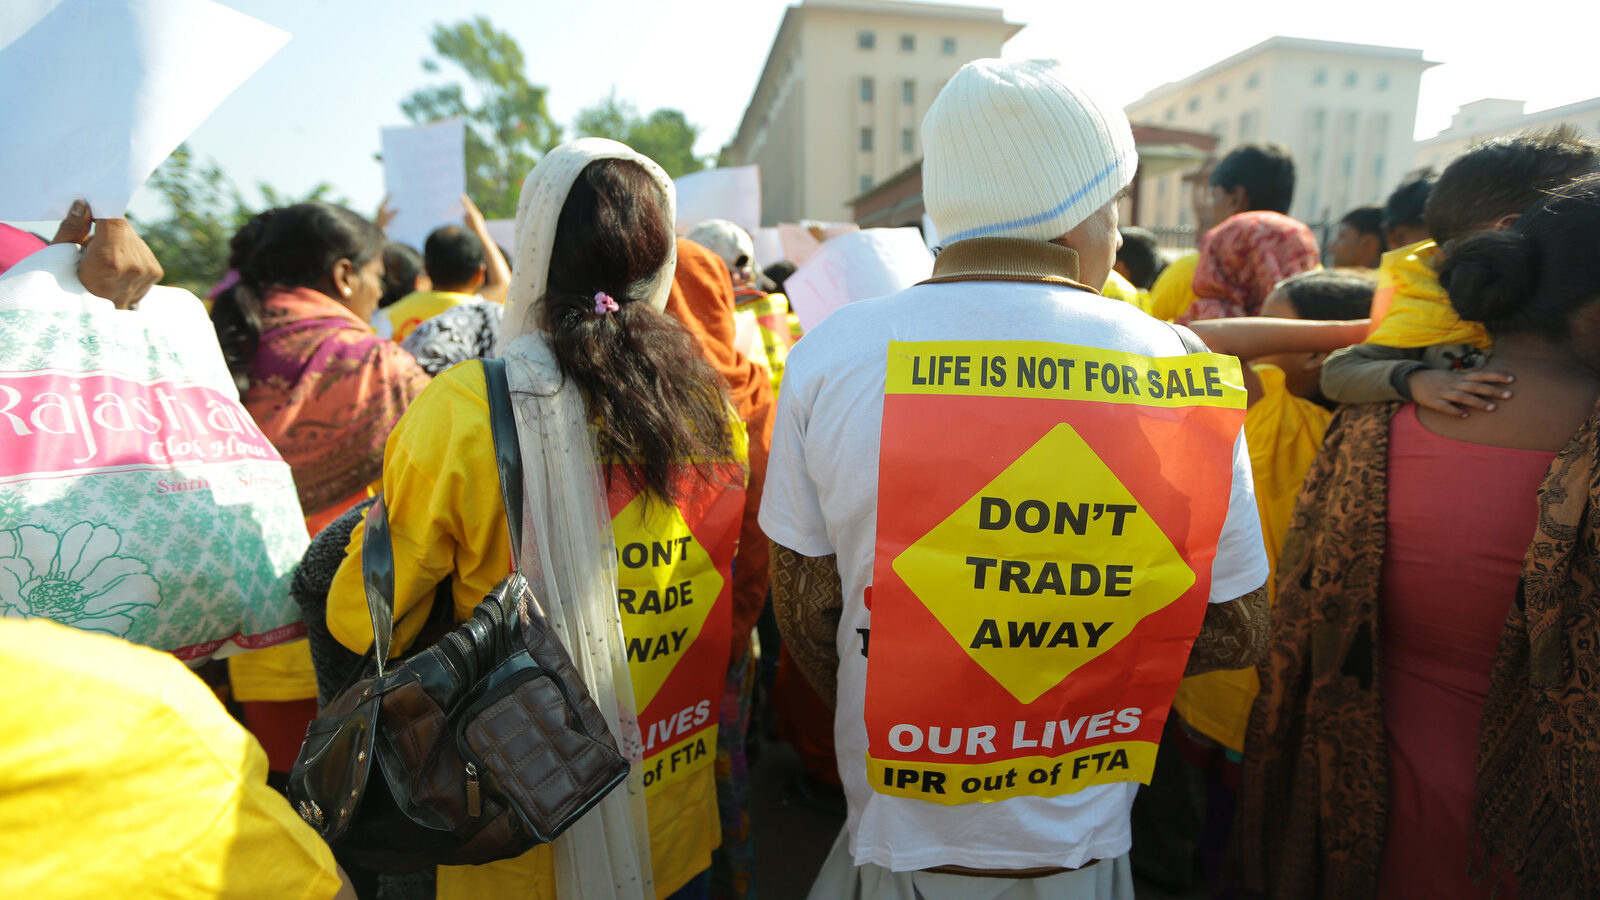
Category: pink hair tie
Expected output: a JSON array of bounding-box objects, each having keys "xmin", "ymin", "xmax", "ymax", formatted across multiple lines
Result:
[{"xmin": 592, "ymin": 291, "xmax": 620, "ymax": 315}]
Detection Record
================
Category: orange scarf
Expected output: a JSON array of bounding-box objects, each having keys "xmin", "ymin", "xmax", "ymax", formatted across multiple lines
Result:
[{"xmin": 665, "ymin": 241, "xmax": 776, "ymax": 661}]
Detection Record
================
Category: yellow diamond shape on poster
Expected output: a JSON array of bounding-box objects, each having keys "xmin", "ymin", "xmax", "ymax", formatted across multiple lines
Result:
[
  {"xmin": 893, "ymin": 422, "xmax": 1195, "ymax": 704},
  {"xmin": 613, "ymin": 494, "xmax": 723, "ymax": 710}
]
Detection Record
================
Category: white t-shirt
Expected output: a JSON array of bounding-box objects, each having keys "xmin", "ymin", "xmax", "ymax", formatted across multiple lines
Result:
[{"xmin": 759, "ymin": 279, "xmax": 1269, "ymax": 872}]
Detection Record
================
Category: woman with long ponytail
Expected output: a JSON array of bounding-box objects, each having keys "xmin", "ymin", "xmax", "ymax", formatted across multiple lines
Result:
[{"xmin": 327, "ymin": 141, "xmax": 746, "ymax": 900}]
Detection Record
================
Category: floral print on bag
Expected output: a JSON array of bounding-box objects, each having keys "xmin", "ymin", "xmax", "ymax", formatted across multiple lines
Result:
[{"xmin": 0, "ymin": 523, "xmax": 161, "ymax": 637}]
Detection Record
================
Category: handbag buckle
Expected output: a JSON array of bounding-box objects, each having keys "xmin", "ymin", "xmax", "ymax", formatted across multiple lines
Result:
[{"xmin": 297, "ymin": 799, "xmax": 324, "ymax": 828}]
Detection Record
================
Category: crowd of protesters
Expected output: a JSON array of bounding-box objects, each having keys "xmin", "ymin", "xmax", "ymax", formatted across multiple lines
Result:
[{"xmin": 6, "ymin": 50, "xmax": 1600, "ymax": 900}]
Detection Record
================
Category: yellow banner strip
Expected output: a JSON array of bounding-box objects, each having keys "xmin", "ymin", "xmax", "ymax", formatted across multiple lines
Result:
[
  {"xmin": 865, "ymin": 740, "xmax": 1157, "ymax": 805},
  {"xmin": 885, "ymin": 340, "xmax": 1245, "ymax": 409},
  {"xmin": 642, "ymin": 725, "xmax": 718, "ymax": 797}
]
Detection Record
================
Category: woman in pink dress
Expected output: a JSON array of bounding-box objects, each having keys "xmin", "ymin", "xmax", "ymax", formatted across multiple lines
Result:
[{"xmin": 1238, "ymin": 174, "xmax": 1600, "ymax": 898}]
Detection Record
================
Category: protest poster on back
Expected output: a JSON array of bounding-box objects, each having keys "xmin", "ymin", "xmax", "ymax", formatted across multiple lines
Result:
[
  {"xmin": 381, "ymin": 117, "xmax": 466, "ymax": 251},
  {"xmin": 783, "ymin": 227, "xmax": 932, "ymax": 332},
  {"xmin": 863, "ymin": 341, "xmax": 1246, "ymax": 803},
  {"xmin": 0, "ymin": 0, "xmax": 289, "ymax": 221}
]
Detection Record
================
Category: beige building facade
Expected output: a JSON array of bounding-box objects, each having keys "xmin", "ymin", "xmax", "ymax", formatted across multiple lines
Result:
[
  {"xmin": 1413, "ymin": 96, "xmax": 1600, "ymax": 174},
  {"xmin": 1125, "ymin": 37, "xmax": 1437, "ymax": 232},
  {"xmin": 723, "ymin": 0, "xmax": 1022, "ymax": 225}
]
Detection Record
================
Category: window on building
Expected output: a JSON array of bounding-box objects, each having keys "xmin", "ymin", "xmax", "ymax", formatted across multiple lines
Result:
[
  {"xmin": 1212, "ymin": 120, "xmax": 1228, "ymax": 142},
  {"xmin": 1377, "ymin": 73, "xmax": 1390, "ymax": 90},
  {"xmin": 1239, "ymin": 110, "xmax": 1257, "ymax": 140},
  {"xmin": 858, "ymin": 30, "xmax": 875, "ymax": 50},
  {"xmin": 1313, "ymin": 67, "xmax": 1327, "ymax": 86},
  {"xmin": 860, "ymin": 175, "xmax": 874, "ymax": 194},
  {"xmin": 1164, "ymin": 106, "xmax": 1176, "ymax": 122},
  {"xmin": 860, "ymin": 127, "xmax": 874, "ymax": 152},
  {"xmin": 1342, "ymin": 152, "xmax": 1354, "ymax": 176},
  {"xmin": 902, "ymin": 79, "xmax": 915, "ymax": 104},
  {"xmin": 900, "ymin": 33, "xmax": 915, "ymax": 52},
  {"xmin": 942, "ymin": 36, "xmax": 956, "ymax": 55},
  {"xmin": 1312, "ymin": 148, "xmax": 1324, "ymax": 171},
  {"xmin": 1187, "ymin": 97, "xmax": 1201, "ymax": 112},
  {"xmin": 1247, "ymin": 72, "xmax": 1260, "ymax": 89},
  {"xmin": 1217, "ymin": 84, "xmax": 1228, "ymax": 101},
  {"xmin": 1375, "ymin": 154, "xmax": 1386, "ymax": 181},
  {"xmin": 1345, "ymin": 70, "xmax": 1358, "ymax": 88},
  {"xmin": 902, "ymin": 128, "xmax": 914, "ymax": 153},
  {"xmin": 1310, "ymin": 108, "xmax": 1326, "ymax": 130},
  {"xmin": 860, "ymin": 77, "xmax": 874, "ymax": 102}
]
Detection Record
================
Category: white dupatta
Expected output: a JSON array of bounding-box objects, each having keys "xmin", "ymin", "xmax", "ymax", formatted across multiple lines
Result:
[{"xmin": 495, "ymin": 139, "xmax": 677, "ymax": 900}]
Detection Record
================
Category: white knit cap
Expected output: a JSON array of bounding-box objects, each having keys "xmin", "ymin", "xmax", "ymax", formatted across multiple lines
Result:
[{"xmin": 922, "ymin": 58, "xmax": 1137, "ymax": 245}]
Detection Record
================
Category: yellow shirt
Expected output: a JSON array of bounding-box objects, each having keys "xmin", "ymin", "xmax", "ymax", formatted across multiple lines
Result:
[
  {"xmin": 0, "ymin": 619, "xmax": 342, "ymax": 900},
  {"xmin": 377, "ymin": 290, "xmax": 482, "ymax": 343},
  {"xmin": 326, "ymin": 362, "xmax": 742, "ymax": 900},
  {"xmin": 1144, "ymin": 250, "xmax": 1200, "ymax": 322},
  {"xmin": 228, "ymin": 638, "xmax": 318, "ymax": 702},
  {"xmin": 1172, "ymin": 364, "xmax": 1332, "ymax": 751},
  {"xmin": 1366, "ymin": 240, "xmax": 1491, "ymax": 350},
  {"xmin": 1100, "ymin": 269, "xmax": 1141, "ymax": 306}
]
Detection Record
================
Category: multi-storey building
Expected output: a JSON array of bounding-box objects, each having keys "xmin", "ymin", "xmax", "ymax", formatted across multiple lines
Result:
[
  {"xmin": 722, "ymin": 0, "xmax": 1022, "ymax": 225},
  {"xmin": 1124, "ymin": 37, "xmax": 1437, "ymax": 231},
  {"xmin": 1413, "ymin": 96, "xmax": 1600, "ymax": 173}
]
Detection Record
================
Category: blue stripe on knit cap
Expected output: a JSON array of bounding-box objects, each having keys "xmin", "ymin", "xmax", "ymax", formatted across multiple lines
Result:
[{"xmin": 940, "ymin": 154, "xmax": 1128, "ymax": 245}]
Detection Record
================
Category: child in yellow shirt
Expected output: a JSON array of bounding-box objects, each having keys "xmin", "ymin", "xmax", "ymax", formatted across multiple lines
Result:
[{"xmin": 1320, "ymin": 128, "xmax": 1600, "ymax": 413}]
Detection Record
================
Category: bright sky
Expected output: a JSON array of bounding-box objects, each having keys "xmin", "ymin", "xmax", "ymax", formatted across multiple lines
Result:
[{"xmin": 112, "ymin": 0, "xmax": 1600, "ymax": 220}]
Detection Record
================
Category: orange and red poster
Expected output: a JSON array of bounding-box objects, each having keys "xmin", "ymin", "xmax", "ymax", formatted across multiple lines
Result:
[
  {"xmin": 864, "ymin": 340, "xmax": 1246, "ymax": 804},
  {"xmin": 607, "ymin": 459, "xmax": 745, "ymax": 796}
]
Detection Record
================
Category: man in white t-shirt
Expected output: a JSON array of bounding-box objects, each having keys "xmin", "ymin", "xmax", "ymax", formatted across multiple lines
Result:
[{"xmin": 758, "ymin": 59, "xmax": 1270, "ymax": 899}]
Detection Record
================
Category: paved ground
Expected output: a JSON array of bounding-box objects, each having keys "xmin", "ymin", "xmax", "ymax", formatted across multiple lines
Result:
[{"xmin": 745, "ymin": 737, "xmax": 1209, "ymax": 899}]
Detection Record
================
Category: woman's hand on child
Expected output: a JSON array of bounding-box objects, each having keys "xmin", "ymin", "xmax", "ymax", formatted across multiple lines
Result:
[{"xmin": 1406, "ymin": 368, "xmax": 1515, "ymax": 418}]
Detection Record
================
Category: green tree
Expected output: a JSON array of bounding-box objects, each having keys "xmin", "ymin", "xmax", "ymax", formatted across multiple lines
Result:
[
  {"xmin": 402, "ymin": 17, "xmax": 561, "ymax": 218},
  {"xmin": 575, "ymin": 94, "xmax": 708, "ymax": 179},
  {"xmin": 129, "ymin": 144, "xmax": 341, "ymax": 295}
]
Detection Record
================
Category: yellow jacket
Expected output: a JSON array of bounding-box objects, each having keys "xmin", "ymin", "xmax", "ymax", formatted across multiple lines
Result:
[
  {"xmin": 0, "ymin": 619, "xmax": 342, "ymax": 899},
  {"xmin": 1172, "ymin": 364, "xmax": 1331, "ymax": 751},
  {"xmin": 1366, "ymin": 240, "xmax": 1491, "ymax": 350},
  {"xmin": 326, "ymin": 362, "xmax": 745, "ymax": 900},
  {"xmin": 1144, "ymin": 251, "xmax": 1201, "ymax": 322}
]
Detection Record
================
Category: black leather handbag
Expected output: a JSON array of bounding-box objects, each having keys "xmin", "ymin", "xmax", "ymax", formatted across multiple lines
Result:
[{"xmin": 287, "ymin": 358, "xmax": 629, "ymax": 873}]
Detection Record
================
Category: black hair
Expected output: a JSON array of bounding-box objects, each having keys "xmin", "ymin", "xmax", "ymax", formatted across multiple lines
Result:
[
  {"xmin": 1338, "ymin": 206, "xmax": 1384, "ymax": 240},
  {"xmin": 1275, "ymin": 268, "xmax": 1375, "ymax": 321},
  {"xmin": 539, "ymin": 158, "xmax": 736, "ymax": 505},
  {"xmin": 423, "ymin": 224, "xmax": 486, "ymax": 291},
  {"xmin": 1438, "ymin": 173, "xmax": 1600, "ymax": 340},
  {"xmin": 1382, "ymin": 168, "xmax": 1435, "ymax": 233},
  {"xmin": 1209, "ymin": 143, "xmax": 1296, "ymax": 214},
  {"xmin": 211, "ymin": 202, "xmax": 384, "ymax": 383},
  {"xmin": 1425, "ymin": 126, "xmax": 1600, "ymax": 250},
  {"xmin": 380, "ymin": 241, "xmax": 424, "ymax": 308},
  {"xmin": 1116, "ymin": 226, "xmax": 1164, "ymax": 290},
  {"xmin": 764, "ymin": 260, "xmax": 796, "ymax": 294}
]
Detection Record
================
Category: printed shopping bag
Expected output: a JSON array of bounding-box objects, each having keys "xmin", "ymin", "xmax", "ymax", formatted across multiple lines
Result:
[{"xmin": 0, "ymin": 246, "xmax": 309, "ymax": 659}]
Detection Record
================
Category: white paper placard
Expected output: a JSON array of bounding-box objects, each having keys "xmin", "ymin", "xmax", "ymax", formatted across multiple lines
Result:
[
  {"xmin": 784, "ymin": 227, "xmax": 933, "ymax": 332},
  {"xmin": 674, "ymin": 165, "xmax": 760, "ymax": 238},
  {"xmin": 753, "ymin": 227, "xmax": 785, "ymax": 269},
  {"xmin": 0, "ymin": 0, "xmax": 289, "ymax": 221},
  {"xmin": 381, "ymin": 117, "xmax": 466, "ymax": 251},
  {"xmin": 776, "ymin": 221, "xmax": 861, "ymax": 266},
  {"xmin": 483, "ymin": 219, "xmax": 515, "ymax": 255}
]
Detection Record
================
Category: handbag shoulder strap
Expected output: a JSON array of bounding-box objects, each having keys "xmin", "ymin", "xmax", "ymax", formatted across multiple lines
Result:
[
  {"xmin": 360, "ymin": 358, "xmax": 525, "ymax": 675},
  {"xmin": 481, "ymin": 357, "xmax": 525, "ymax": 567}
]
